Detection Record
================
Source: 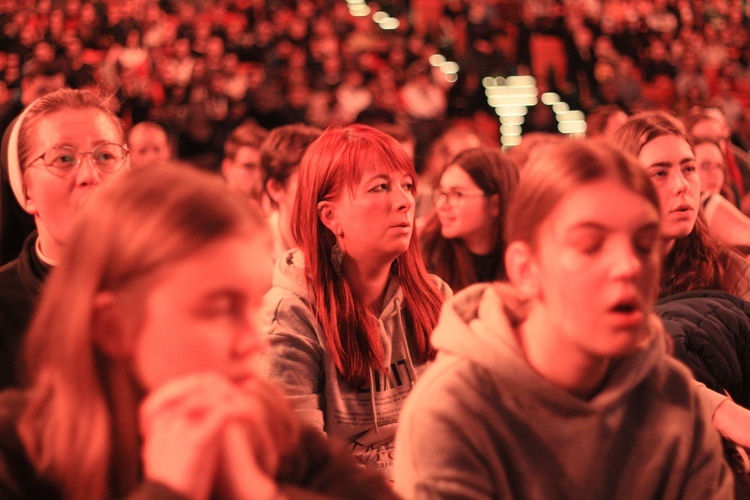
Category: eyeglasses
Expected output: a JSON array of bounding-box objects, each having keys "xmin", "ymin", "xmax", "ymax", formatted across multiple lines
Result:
[
  {"xmin": 31, "ymin": 143, "xmax": 129, "ymax": 177},
  {"xmin": 433, "ymin": 188, "xmax": 486, "ymax": 207}
]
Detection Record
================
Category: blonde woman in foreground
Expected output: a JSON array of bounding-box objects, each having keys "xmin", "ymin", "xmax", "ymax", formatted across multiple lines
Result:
[{"xmin": 0, "ymin": 165, "xmax": 395, "ymax": 499}]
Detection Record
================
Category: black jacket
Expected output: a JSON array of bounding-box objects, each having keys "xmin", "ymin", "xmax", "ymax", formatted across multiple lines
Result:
[
  {"xmin": 655, "ymin": 290, "xmax": 750, "ymax": 407},
  {"xmin": 0, "ymin": 232, "xmax": 49, "ymax": 390}
]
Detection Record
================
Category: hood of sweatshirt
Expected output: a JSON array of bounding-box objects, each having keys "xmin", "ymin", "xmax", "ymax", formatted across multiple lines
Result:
[
  {"xmin": 431, "ymin": 282, "xmax": 667, "ymax": 413},
  {"xmin": 268, "ymin": 249, "xmax": 411, "ymax": 361},
  {"xmin": 263, "ymin": 248, "xmax": 451, "ymax": 480}
]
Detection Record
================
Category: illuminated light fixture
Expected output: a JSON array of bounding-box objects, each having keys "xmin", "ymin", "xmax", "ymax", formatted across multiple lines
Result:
[
  {"xmin": 488, "ymin": 95, "xmax": 538, "ymax": 107},
  {"xmin": 541, "ymin": 92, "xmax": 560, "ymax": 105},
  {"xmin": 495, "ymin": 105, "xmax": 528, "ymax": 117},
  {"xmin": 372, "ymin": 11, "xmax": 388, "ymax": 23},
  {"xmin": 557, "ymin": 110, "xmax": 586, "ymax": 122},
  {"xmin": 484, "ymin": 87, "xmax": 515, "ymax": 97},
  {"xmin": 494, "ymin": 76, "xmax": 506, "ymax": 87},
  {"xmin": 552, "ymin": 101, "xmax": 570, "ymax": 114},
  {"xmin": 482, "ymin": 76, "xmax": 496, "ymax": 88},
  {"xmin": 429, "ymin": 54, "xmax": 446, "ymax": 67},
  {"xmin": 558, "ymin": 121, "xmax": 587, "ymax": 135},
  {"xmin": 444, "ymin": 73, "xmax": 458, "ymax": 83},
  {"xmin": 501, "ymin": 135, "xmax": 522, "ymax": 147},
  {"xmin": 500, "ymin": 124, "xmax": 522, "ymax": 136},
  {"xmin": 440, "ymin": 61, "xmax": 460, "ymax": 74},
  {"xmin": 506, "ymin": 75, "xmax": 536, "ymax": 87},
  {"xmin": 346, "ymin": 0, "xmax": 365, "ymax": 4},
  {"xmin": 499, "ymin": 115, "xmax": 524, "ymax": 125},
  {"xmin": 380, "ymin": 17, "xmax": 399, "ymax": 29},
  {"xmin": 349, "ymin": 5, "xmax": 371, "ymax": 15}
]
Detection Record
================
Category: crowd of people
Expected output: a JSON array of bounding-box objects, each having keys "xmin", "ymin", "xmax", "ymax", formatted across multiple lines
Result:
[
  {"xmin": 2, "ymin": 0, "xmax": 750, "ymax": 498},
  {"xmin": 2, "ymin": 0, "xmax": 750, "ymax": 167}
]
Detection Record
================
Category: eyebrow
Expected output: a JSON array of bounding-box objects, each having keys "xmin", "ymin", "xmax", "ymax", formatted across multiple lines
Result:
[
  {"xmin": 50, "ymin": 140, "xmax": 120, "ymax": 149},
  {"xmin": 365, "ymin": 172, "xmax": 416, "ymax": 184},
  {"xmin": 647, "ymin": 156, "xmax": 695, "ymax": 168},
  {"xmin": 567, "ymin": 221, "xmax": 660, "ymax": 232}
]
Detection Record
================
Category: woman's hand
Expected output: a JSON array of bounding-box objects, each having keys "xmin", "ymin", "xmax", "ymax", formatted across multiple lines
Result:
[
  {"xmin": 139, "ymin": 372, "xmax": 278, "ymax": 499},
  {"xmin": 713, "ymin": 398, "xmax": 750, "ymax": 449}
]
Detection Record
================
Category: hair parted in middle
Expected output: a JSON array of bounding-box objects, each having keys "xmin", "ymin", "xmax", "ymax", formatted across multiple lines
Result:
[
  {"xmin": 506, "ymin": 138, "xmax": 660, "ymax": 250},
  {"xmin": 612, "ymin": 110, "xmax": 750, "ymax": 297},
  {"xmin": 421, "ymin": 146, "xmax": 519, "ymax": 291},
  {"xmin": 19, "ymin": 164, "xmax": 271, "ymax": 499},
  {"xmin": 292, "ymin": 124, "xmax": 444, "ymax": 387}
]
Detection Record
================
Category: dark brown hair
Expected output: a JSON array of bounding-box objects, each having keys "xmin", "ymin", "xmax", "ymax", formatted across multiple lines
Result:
[{"xmin": 421, "ymin": 147, "xmax": 518, "ymax": 291}]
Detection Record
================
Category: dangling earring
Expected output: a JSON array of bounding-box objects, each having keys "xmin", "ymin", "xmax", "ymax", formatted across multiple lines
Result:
[{"xmin": 331, "ymin": 243, "xmax": 343, "ymax": 277}]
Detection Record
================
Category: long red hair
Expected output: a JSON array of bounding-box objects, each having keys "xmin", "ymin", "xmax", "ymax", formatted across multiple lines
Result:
[{"xmin": 292, "ymin": 124, "xmax": 444, "ymax": 387}]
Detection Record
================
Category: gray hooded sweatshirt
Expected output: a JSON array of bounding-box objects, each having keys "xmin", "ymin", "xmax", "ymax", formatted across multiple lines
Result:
[
  {"xmin": 395, "ymin": 283, "xmax": 733, "ymax": 499},
  {"xmin": 260, "ymin": 249, "xmax": 451, "ymax": 481}
]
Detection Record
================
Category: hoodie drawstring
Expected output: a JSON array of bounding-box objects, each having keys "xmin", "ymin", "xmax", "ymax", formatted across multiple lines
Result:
[
  {"xmin": 395, "ymin": 298, "xmax": 418, "ymax": 389},
  {"xmin": 369, "ymin": 367, "xmax": 379, "ymax": 434}
]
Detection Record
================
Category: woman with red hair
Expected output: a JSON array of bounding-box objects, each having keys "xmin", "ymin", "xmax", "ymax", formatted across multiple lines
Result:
[{"xmin": 261, "ymin": 124, "xmax": 450, "ymax": 480}]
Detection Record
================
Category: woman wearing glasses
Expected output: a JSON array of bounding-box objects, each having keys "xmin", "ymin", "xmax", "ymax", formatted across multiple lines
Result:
[
  {"xmin": 694, "ymin": 138, "xmax": 750, "ymax": 252},
  {"xmin": 420, "ymin": 147, "xmax": 519, "ymax": 292},
  {"xmin": 0, "ymin": 88, "xmax": 129, "ymax": 389}
]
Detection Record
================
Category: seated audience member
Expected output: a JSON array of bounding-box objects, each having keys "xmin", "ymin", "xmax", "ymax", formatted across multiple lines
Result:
[
  {"xmin": 0, "ymin": 88, "xmax": 130, "ymax": 390},
  {"xmin": 615, "ymin": 110, "xmax": 750, "ymax": 452},
  {"xmin": 416, "ymin": 125, "xmax": 482, "ymax": 218},
  {"xmin": 373, "ymin": 122, "xmax": 417, "ymax": 161},
  {"xmin": 694, "ymin": 138, "xmax": 750, "ymax": 252},
  {"xmin": 585, "ymin": 104, "xmax": 629, "ymax": 142},
  {"xmin": 0, "ymin": 62, "xmax": 66, "ymax": 266},
  {"xmin": 261, "ymin": 124, "xmax": 450, "ymax": 481},
  {"xmin": 126, "ymin": 121, "xmax": 172, "ymax": 169},
  {"xmin": 504, "ymin": 131, "xmax": 564, "ymax": 170},
  {"xmin": 614, "ymin": 111, "xmax": 750, "ymax": 301},
  {"xmin": 395, "ymin": 139, "xmax": 732, "ymax": 498},
  {"xmin": 0, "ymin": 165, "xmax": 396, "ymax": 499},
  {"xmin": 259, "ymin": 123, "xmax": 321, "ymax": 261},
  {"xmin": 221, "ymin": 119, "xmax": 268, "ymax": 209},
  {"xmin": 684, "ymin": 109, "xmax": 750, "ymax": 213},
  {"xmin": 420, "ymin": 147, "xmax": 519, "ymax": 291}
]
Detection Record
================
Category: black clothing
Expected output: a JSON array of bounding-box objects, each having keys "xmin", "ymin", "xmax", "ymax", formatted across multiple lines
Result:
[
  {"xmin": 655, "ymin": 290, "xmax": 750, "ymax": 408},
  {"xmin": 469, "ymin": 250, "xmax": 501, "ymax": 284},
  {"xmin": 0, "ymin": 389, "xmax": 399, "ymax": 500},
  {"xmin": 0, "ymin": 232, "xmax": 49, "ymax": 390}
]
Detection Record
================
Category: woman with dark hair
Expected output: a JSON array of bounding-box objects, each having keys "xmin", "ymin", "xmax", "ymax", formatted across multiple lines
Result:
[
  {"xmin": 261, "ymin": 124, "xmax": 450, "ymax": 480},
  {"xmin": 395, "ymin": 139, "xmax": 731, "ymax": 498},
  {"xmin": 0, "ymin": 165, "xmax": 396, "ymax": 499},
  {"xmin": 693, "ymin": 138, "xmax": 750, "ymax": 252},
  {"xmin": 613, "ymin": 111, "xmax": 750, "ymax": 299},
  {"xmin": 615, "ymin": 110, "xmax": 750, "ymax": 459},
  {"xmin": 0, "ymin": 87, "xmax": 130, "ymax": 389},
  {"xmin": 420, "ymin": 147, "xmax": 519, "ymax": 292}
]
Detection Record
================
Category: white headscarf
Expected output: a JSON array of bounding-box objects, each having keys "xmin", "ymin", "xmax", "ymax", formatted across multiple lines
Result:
[{"xmin": 5, "ymin": 98, "xmax": 41, "ymax": 211}]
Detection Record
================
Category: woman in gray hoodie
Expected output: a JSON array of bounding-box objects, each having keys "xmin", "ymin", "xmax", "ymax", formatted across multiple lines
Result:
[
  {"xmin": 261, "ymin": 124, "xmax": 450, "ymax": 481},
  {"xmin": 395, "ymin": 139, "xmax": 732, "ymax": 499}
]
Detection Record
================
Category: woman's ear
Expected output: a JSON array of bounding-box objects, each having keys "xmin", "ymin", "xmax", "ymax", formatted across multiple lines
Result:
[
  {"xmin": 317, "ymin": 201, "xmax": 341, "ymax": 236},
  {"xmin": 266, "ymin": 178, "xmax": 286, "ymax": 205},
  {"xmin": 505, "ymin": 241, "xmax": 541, "ymax": 299},
  {"xmin": 22, "ymin": 172, "xmax": 38, "ymax": 215},
  {"xmin": 91, "ymin": 291, "xmax": 133, "ymax": 358}
]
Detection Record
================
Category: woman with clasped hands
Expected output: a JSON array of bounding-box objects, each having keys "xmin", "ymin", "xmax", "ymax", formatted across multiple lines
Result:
[{"xmin": 0, "ymin": 165, "xmax": 396, "ymax": 499}]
